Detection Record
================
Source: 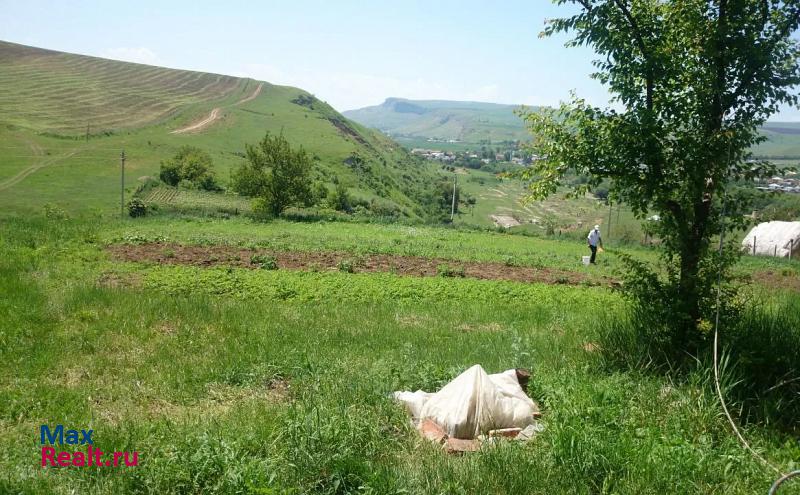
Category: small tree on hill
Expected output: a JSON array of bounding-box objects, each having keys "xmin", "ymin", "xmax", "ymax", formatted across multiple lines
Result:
[
  {"xmin": 328, "ymin": 182, "xmax": 352, "ymax": 212},
  {"xmin": 232, "ymin": 132, "xmax": 312, "ymax": 218},
  {"xmin": 519, "ymin": 0, "xmax": 800, "ymax": 357},
  {"xmin": 160, "ymin": 146, "xmax": 220, "ymax": 191}
]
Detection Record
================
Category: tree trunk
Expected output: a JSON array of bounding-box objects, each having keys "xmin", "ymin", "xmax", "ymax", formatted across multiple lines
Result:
[
  {"xmin": 677, "ymin": 240, "xmax": 702, "ymax": 347},
  {"xmin": 676, "ymin": 196, "xmax": 712, "ymax": 352}
]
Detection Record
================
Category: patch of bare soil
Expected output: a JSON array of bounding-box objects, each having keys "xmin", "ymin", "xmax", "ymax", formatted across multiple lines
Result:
[
  {"xmin": 106, "ymin": 243, "xmax": 610, "ymax": 286},
  {"xmin": 490, "ymin": 214, "xmax": 521, "ymax": 228}
]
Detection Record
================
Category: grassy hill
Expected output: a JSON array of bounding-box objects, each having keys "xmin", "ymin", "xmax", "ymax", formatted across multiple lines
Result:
[
  {"xmin": 343, "ymin": 98, "xmax": 533, "ymax": 145},
  {"xmin": 346, "ymin": 97, "xmax": 800, "ymax": 161},
  {"xmin": 0, "ymin": 41, "xmax": 436, "ymax": 217},
  {"xmin": 756, "ymin": 122, "xmax": 800, "ymax": 160}
]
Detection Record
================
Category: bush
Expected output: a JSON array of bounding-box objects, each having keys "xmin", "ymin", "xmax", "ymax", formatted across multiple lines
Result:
[
  {"xmin": 369, "ymin": 199, "xmax": 400, "ymax": 218},
  {"xmin": 311, "ymin": 181, "xmax": 329, "ymax": 206},
  {"xmin": 436, "ymin": 263, "xmax": 465, "ymax": 278},
  {"xmin": 250, "ymin": 254, "xmax": 278, "ymax": 270},
  {"xmin": 329, "ymin": 182, "xmax": 351, "ymax": 212},
  {"xmin": 600, "ymin": 247, "xmax": 743, "ymax": 366},
  {"xmin": 160, "ymin": 146, "xmax": 220, "ymax": 191},
  {"xmin": 43, "ymin": 203, "xmax": 68, "ymax": 220},
  {"xmin": 127, "ymin": 198, "xmax": 147, "ymax": 218}
]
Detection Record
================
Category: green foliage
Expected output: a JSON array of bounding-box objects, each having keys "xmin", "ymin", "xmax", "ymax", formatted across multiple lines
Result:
[
  {"xmin": 436, "ymin": 263, "xmax": 465, "ymax": 278},
  {"xmin": 42, "ymin": 203, "xmax": 68, "ymax": 220},
  {"xmin": 141, "ymin": 185, "xmax": 249, "ymax": 217},
  {"xmin": 723, "ymin": 294, "xmax": 800, "ymax": 426},
  {"xmin": 756, "ymin": 191, "xmax": 800, "ymax": 221},
  {"xmin": 232, "ymin": 132, "xmax": 312, "ymax": 218},
  {"xmin": 518, "ymin": 0, "xmax": 800, "ymax": 353},
  {"xmin": 2, "ymin": 215, "xmax": 799, "ymax": 493},
  {"xmin": 159, "ymin": 146, "xmax": 220, "ymax": 191},
  {"xmin": 542, "ymin": 213, "xmax": 559, "ymax": 236},
  {"xmin": 311, "ymin": 181, "xmax": 330, "ymax": 206},
  {"xmin": 426, "ymin": 178, "xmax": 461, "ymax": 221},
  {"xmin": 605, "ymin": 244, "xmax": 744, "ymax": 363},
  {"xmin": 251, "ymin": 253, "xmax": 278, "ymax": 270},
  {"xmin": 337, "ymin": 259, "xmax": 355, "ymax": 273},
  {"xmin": 328, "ymin": 181, "xmax": 352, "ymax": 212},
  {"xmin": 127, "ymin": 198, "xmax": 148, "ymax": 218}
]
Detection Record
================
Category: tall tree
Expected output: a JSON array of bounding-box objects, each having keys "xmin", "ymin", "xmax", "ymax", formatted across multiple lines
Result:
[
  {"xmin": 232, "ymin": 132, "xmax": 312, "ymax": 217},
  {"xmin": 520, "ymin": 0, "xmax": 800, "ymax": 351}
]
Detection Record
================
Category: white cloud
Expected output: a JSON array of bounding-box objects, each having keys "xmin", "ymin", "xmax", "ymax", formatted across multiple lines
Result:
[{"xmin": 102, "ymin": 47, "xmax": 162, "ymax": 66}]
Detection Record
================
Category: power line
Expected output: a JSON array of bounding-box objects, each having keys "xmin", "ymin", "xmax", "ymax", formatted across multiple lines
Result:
[{"xmin": 120, "ymin": 150, "xmax": 125, "ymax": 217}]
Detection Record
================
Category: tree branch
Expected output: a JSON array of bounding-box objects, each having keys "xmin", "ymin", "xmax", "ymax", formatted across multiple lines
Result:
[
  {"xmin": 727, "ymin": 7, "xmax": 800, "ymax": 112},
  {"xmin": 612, "ymin": 0, "xmax": 653, "ymax": 110}
]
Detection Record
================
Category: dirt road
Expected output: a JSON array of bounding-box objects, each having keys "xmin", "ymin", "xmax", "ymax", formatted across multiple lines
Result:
[
  {"xmin": 236, "ymin": 83, "xmax": 263, "ymax": 105},
  {"xmin": 170, "ymin": 81, "xmax": 262, "ymax": 135},
  {"xmin": 170, "ymin": 107, "xmax": 222, "ymax": 134}
]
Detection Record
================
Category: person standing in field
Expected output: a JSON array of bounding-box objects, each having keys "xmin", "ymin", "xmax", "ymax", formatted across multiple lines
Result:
[{"xmin": 587, "ymin": 225, "xmax": 603, "ymax": 264}]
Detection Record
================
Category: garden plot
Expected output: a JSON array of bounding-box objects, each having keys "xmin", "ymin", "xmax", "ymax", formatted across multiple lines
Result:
[{"xmin": 107, "ymin": 242, "xmax": 611, "ymax": 286}]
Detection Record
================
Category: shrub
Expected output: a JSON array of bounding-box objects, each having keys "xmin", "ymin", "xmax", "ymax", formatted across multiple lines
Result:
[
  {"xmin": 437, "ymin": 264, "xmax": 465, "ymax": 278},
  {"xmin": 329, "ymin": 182, "xmax": 351, "ymax": 212},
  {"xmin": 337, "ymin": 259, "xmax": 355, "ymax": 273},
  {"xmin": 250, "ymin": 254, "xmax": 278, "ymax": 270},
  {"xmin": 311, "ymin": 182, "xmax": 329, "ymax": 206},
  {"xmin": 600, "ymin": 246, "xmax": 743, "ymax": 366},
  {"xmin": 127, "ymin": 198, "xmax": 147, "ymax": 218},
  {"xmin": 43, "ymin": 203, "xmax": 68, "ymax": 220},
  {"xmin": 160, "ymin": 146, "xmax": 220, "ymax": 191}
]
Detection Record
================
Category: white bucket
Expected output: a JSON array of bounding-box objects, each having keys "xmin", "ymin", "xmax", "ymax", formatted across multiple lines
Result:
[{"xmin": 581, "ymin": 256, "xmax": 591, "ymax": 266}]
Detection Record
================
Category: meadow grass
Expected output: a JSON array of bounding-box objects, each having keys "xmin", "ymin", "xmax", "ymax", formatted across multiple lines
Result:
[
  {"xmin": 1, "ymin": 215, "xmax": 799, "ymax": 494},
  {"xmin": 0, "ymin": 42, "xmax": 435, "ymax": 219}
]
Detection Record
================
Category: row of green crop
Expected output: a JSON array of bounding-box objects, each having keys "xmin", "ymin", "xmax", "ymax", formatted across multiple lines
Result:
[{"xmin": 141, "ymin": 264, "xmax": 618, "ymax": 305}]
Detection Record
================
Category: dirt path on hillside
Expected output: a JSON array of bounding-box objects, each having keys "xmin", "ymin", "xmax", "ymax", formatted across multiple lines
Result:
[
  {"xmin": 107, "ymin": 243, "xmax": 611, "ymax": 286},
  {"xmin": 0, "ymin": 142, "xmax": 79, "ymax": 192},
  {"xmin": 169, "ymin": 82, "xmax": 262, "ymax": 135},
  {"xmin": 236, "ymin": 83, "xmax": 263, "ymax": 105},
  {"xmin": 170, "ymin": 107, "xmax": 222, "ymax": 134}
]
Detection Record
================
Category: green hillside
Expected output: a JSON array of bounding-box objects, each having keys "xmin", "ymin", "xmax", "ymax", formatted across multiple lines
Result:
[
  {"xmin": 343, "ymin": 98, "xmax": 533, "ymax": 144},
  {"xmin": 0, "ymin": 41, "xmax": 436, "ymax": 217},
  {"xmin": 756, "ymin": 122, "xmax": 800, "ymax": 160},
  {"xmin": 346, "ymin": 97, "xmax": 800, "ymax": 160}
]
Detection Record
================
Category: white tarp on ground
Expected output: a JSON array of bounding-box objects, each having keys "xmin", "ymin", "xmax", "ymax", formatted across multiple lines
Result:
[
  {"xmin": 393, "ymin": 365, "xmax": 540, "ymax": 439},
  {"xmin": 742, "ymin": 221, "xmax": 800, "ymax": 258}
]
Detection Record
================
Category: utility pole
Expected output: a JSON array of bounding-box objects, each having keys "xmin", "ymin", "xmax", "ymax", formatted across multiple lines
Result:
[
  {"xmin": 120, "ymin": 150, "xmax": 126, "ymax": 217},
  {"xmin": 607, "ymin": 200, "xmax": 613, "ymax": 243},
  {"xmin": 450, "ymin": 174, "xmax": 457, "ymax": 221}
]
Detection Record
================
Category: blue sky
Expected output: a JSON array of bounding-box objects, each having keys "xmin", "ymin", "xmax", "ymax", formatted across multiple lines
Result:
[{"xmin": 1, "ymin": 0, "xmax": 798, "ymax": 119}]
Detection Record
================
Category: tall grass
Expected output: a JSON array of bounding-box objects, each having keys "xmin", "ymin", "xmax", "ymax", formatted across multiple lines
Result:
[
  {"xmin": 595, "ymin": 289, "xmax": 800, "ymax": 431},
  {"xmin": 1, "ymin": 215, "xmax": 797, "ymax": 493}
]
